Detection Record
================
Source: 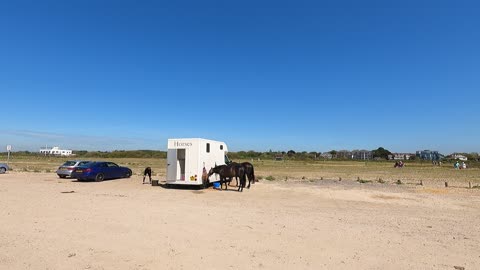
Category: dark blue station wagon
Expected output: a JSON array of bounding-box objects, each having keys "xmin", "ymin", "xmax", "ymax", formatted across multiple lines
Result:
[{"xmin": 71, "ymin": 162, "xmax": 132, "ymax": 182}]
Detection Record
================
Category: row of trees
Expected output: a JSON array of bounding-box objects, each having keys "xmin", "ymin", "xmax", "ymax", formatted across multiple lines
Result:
[
  {"xmin": 74, "ymin": 150, "xmax": 167, "ymax": 159},
  {"xmin": 1, "ymin": 150, "xmax": 167, "ymax": 159},
  {"xmin": 3, "ymin": 149, "xmax": 479, "ymax": 161},
  {"xmin": 229, "ymin": 147, "xmax": 393, "ymax": 160}
]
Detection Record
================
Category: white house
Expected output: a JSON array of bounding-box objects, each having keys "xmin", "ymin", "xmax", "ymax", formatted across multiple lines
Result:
[
  {"xmin": 39, "ymin": 146, "xmax": 73, "ymax": 156},
  {"xmin": 450, "ymin": 154, "xmax": 468, "ymax": 161},
  {"xmin": 389, "ymin": 153, "xmax": 414, "ymax": 160},
  {"xmin": 166, "ymin": 138, "xmax": 228, "ymax": 187}
]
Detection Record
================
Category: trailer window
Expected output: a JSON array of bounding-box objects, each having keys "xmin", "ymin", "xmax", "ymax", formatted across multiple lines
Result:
[
  {"xmin": 206, "ymin": 143, "xmax": 210, "ymax": 153},
  {"xmin": 220, "ymin": 145, "xmax": 223, "ymax": 150}
]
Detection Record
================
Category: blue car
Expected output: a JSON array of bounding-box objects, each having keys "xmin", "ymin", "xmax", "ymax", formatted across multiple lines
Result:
[
  {"xmin": 56, "ymin": 160, "xmax": 91, "ymax": 178},
  {"xmin": 0, "ymin": 163, "xmax": 10, "ymax": 174},
  {"xmin": 71, "ymin": 161, "xmax": 132, "ymax": 182}
]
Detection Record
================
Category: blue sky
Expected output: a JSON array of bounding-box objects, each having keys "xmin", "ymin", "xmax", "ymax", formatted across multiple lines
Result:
[{"xmin": 0, "ymin": 0, "xmax": 479, "ymax": 153}]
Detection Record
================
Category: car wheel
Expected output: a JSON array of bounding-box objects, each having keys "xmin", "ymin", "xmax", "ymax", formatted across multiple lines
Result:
[
  {"xmin": 0, "ymin": 167, "xmax": 5, "ymax": 174},
  {"xmin": 95, "ymin": 173, "xmax": 105, "ymax": 182},
  {"xmin": 125, "ymin": 170, "xmax": 132, "ymax": 178},
  {"xmin": 58, "ymin": 175, "xmax": 66, "ymax": 179}
]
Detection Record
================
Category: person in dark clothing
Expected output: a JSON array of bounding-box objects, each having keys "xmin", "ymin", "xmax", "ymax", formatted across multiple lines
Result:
[{"xmin": 143, "ymin": 167, "xmax": 152, "ymax": 184}]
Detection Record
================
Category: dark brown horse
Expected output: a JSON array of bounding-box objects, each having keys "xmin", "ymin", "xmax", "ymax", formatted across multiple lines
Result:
[
  {"xmin": 242, "ymin": 162, "xmax": 256, "ymax": 188},
  {"xmin": 208, "ymin": 163, "xmax": 246, "ymax": 192},
  {"xmin": 229, "ymin": 162, "xmax": 256, "ymax": 189},
  {"xmin": 208, "ymin": 165, "xmax": 229, "ymax": 188}
]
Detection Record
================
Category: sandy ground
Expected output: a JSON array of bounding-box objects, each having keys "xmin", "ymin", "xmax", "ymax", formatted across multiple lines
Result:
[{"xmin": 1, "ymin": 172, "xmax": 479, "ymax": 270}]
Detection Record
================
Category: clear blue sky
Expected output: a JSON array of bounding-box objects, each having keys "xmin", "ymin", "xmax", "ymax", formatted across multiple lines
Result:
[{"xmin": 1, "ymin": 0, "xmax": 479, "ymax": 153}]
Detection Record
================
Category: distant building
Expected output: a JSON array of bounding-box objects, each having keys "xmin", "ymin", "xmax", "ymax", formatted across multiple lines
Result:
[
  {"xmin": 336, "ymin": 150, "xmax": 353, "ymax": 159},
  {"xmin": 320, "ymin": 152, "xmax": 333, "ymax": 159},
  {"xmin": 40, "ymin": 146, "xmax": 73, "ymax": 156},
  {"xmin": 351, "ymin": 150, "xmax": 372, "ymax": 160},
  {"xmin": 416, "ymin": 150, "xmax": 442, "ymax": 161},
  {"xmin": 388, "ymin": 153, "xmax": 414, "ymax": 160},
  {"xmin": 448, "ymin": 154, "xmax": 468, "ymax": 161},
  {"xmin": 274, "ymin": 153, "xmax": 284, "ymax": 161}
]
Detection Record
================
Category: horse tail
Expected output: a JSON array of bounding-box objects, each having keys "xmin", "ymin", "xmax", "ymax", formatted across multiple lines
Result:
[{"xmin": 251, "ymin": 165, "xmax": 256, "ymax": 182}]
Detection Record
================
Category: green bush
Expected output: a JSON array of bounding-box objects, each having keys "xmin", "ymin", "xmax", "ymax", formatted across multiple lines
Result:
[
  {"xmin": 265, "ymin": 175, "xmax": 275, "ymax": 181},
  {"xmin": 357, "ymin": 179, "xmax": 372, "ymax": 184}
]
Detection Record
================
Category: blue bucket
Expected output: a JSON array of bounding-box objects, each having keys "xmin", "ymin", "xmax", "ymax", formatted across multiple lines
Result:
[{"xmin": 213, "ymin": 182, "xmax": 220, "ymax": 188}]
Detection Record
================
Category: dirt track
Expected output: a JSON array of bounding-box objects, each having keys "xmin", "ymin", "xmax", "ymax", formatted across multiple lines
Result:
[{"xmin": 1, "ymin": 172, "xmax": 479, "ymax": 270}]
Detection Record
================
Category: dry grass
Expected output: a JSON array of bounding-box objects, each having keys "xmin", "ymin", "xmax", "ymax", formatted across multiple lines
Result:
[
  {"xmin": 6, "ymin": 156, "xmax": 166, "ymax": 177},
  {"xmin": 248, "ymin": 159, "xmax": 480, "ymax": 187},
  {"xmin": 5, "ymin": 156, "xmax": 480, "ymax": 186}
]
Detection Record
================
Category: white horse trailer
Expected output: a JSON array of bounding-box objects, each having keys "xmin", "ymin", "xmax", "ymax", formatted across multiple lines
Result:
[{"xmin": 167, "ymin": 138, "xmax": 229, "ymax": 187}]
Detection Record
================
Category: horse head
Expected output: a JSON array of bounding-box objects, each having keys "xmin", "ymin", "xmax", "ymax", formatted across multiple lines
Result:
[{"xmin": 208, "ymin": 168, "xmax": 215, "ymax": 177}]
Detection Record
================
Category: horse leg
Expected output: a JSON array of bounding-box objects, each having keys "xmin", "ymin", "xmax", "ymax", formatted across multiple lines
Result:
[
  {"xmin": 221, "ymin": 177, "xmax": 226, "ymax": 190},
  {"xmin": 243, "ymin": 175, "xmax": 246, "ymax": 191},
  {"xmin": 241, "ymin": 177, "xmax": 245, "ymax": 192},
  {"xmin": 237, "ymin": 175, "xmax": 241, "ymax": 192},
  {"xmin": 238, "ymin": 175, "xmax": 245, "ymax": 192}
]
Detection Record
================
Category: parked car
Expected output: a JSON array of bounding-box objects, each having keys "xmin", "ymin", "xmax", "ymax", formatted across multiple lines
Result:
[
  {"xmin": 0, "ymin": 163, "xmax": 10, "ymax": 174},
  {"xmin": 56, "ymin": 160, "xmax": 91, "ymax": 178},
  {"xmin": 71, "ymin": 161, "xmax": 132, "ymax": 182}
]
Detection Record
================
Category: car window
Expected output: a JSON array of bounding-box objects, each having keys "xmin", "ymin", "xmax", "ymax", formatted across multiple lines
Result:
[
  {"xmin": 63, "ymin": 161, "xmax": 76, "ymax": 166},
  {"xmin": 107, "ymin": 163, "xmax": 118, "ymax": 167},
  {"xmin": 78, "ymin": 161, "xmax": 90, "ymax": 166}
]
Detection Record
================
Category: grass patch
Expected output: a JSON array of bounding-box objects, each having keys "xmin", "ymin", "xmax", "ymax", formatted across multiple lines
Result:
[
  {"xmin": 265, "ymin": 175, "xmax": 275, "ymax": 181},
  {"xmin": 4, "ymin": 157, "xmax": 480, "ymax": 185},
  {"xmin": 357, "ymin": 179, "xmax": 372, "ymax": 184}
]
